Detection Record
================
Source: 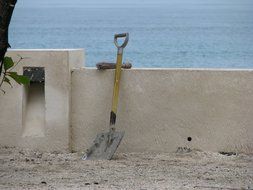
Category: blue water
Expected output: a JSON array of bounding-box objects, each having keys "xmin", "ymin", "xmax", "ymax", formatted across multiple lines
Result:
[{"xmin": 9, "ymin": 1, "xmax": 253, "ymax": 68}]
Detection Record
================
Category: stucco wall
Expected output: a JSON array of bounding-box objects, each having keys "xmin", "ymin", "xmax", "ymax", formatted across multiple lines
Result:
[
  {"xmin": 1, "ymin": 50, "xmax": 253, "ymax": 153},
  {"xmin": 71, "ymin": 68, "xmax": 253, "ymax": 153},
  {"xmin": 0, "ymin": 49, "xmax": 84, "ymax": 152}
]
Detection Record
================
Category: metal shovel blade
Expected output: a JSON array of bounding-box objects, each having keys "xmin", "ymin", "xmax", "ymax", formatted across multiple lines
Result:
[{"xmin": 82, "ymin": 130, "xmax": 125, "ymax": 160}]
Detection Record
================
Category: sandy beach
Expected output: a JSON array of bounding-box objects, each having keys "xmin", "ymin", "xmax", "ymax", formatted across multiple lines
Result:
[{"xmin": 0, "ymin": 147, "xmax": 252, "ymax": 190}]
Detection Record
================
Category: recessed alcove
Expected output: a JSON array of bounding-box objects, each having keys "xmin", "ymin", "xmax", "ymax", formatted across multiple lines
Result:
[{"xmin": 22, "ymin": 67, "xmax": 45, "ymax": 137}]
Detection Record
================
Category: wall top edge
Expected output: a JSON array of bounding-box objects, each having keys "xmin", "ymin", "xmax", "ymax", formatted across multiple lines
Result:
[
  {"xmin": 73, "ymin": 67, "xmax": 253, "ymax": 72},
  {"xmin": 8, "ymin": 49, "xmax": 84, "ymax": 52}
]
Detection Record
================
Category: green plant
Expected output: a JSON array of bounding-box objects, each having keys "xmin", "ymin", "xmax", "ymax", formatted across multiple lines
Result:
[{"xmin": 0, "ymin": 56, "xmax": 30, "ymax": 93}]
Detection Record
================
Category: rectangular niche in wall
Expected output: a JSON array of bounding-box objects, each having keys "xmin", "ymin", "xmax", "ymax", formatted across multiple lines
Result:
[{"xmin": 22, "ymin": 67, "xmax": 45, "ymax": 137}]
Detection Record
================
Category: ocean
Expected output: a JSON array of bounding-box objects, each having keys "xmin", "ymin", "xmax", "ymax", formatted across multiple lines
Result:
[{"xmin": 9, "ymin": 1, "xmax": 253, "ymax": 68}]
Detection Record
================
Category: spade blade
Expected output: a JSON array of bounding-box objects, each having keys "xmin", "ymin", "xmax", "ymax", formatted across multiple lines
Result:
[{"xmin": 82, "ymin": 131, "xmax": 125, "ymax": 160}]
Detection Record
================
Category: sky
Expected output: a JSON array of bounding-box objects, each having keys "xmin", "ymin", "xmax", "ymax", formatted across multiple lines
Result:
[
  {"xmin": 18, "ymin": 0, "xmax": 169, "ymax": 7},
  {"xmin": 17, "ymin": 0, "xmax": 245, "ymax": 8}
]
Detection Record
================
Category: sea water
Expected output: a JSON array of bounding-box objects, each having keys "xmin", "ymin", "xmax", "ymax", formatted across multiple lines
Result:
[{"xmin": 9, "ymin": 0, "xmax": 253, "ymax": 68}]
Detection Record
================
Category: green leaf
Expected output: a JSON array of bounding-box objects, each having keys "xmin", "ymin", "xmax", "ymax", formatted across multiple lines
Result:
[
  {"xmin": 7, "ymin": 72, "xmax": 30, "ymax": 85},
  {"xmin": 16, "ymin": 75, "xmax": 30, "ymax": 85},
  {"xmin": 3, "ymin": 57, "xmax": 14, "ymax": 71},
  {"xmin": 3, "ymin": 76, "xmax": 13, "ymax": 87},
  {"xmin": 7, "ymin": 72, "xmax": 20, "ymax": 84}
]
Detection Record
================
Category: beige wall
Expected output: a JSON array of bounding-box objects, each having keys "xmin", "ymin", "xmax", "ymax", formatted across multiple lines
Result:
[
  {"xmin": 1, "ymin": 50, "xmax": 253, "ymax": 153},
  {"xmin": 71, "ymin": 68, "xmax": 253, "ymax": 154},
  {"xmin": 0, "ymin": 49, "xmax": 84, "ymax": 152}
]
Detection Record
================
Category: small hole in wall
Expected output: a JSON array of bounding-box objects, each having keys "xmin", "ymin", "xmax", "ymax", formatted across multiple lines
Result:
[{"xmin": 187, "ymin": 137, "xmax": 192, "ymax": 141}]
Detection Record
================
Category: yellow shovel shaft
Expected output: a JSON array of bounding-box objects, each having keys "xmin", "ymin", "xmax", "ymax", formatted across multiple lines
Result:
[
  {"xmin": 110, "ymin": 33, "xmax": 129, "ymax": 126},
  {"xmin": 111, "ymin": 48, "xmax": 123, "ymax": 114}
]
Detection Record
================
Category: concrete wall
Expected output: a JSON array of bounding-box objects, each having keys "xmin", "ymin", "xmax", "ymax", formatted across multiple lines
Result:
[
  {"xmin": 0, "ymin": 49, "xmax": 84, "ymax": 152},
  {"xmin": 71, "ymin": 69, "xmax": 253, "ymax": 154},
  {"xmin": 1, "ymin": 50, "xmax": 253, "ymax": 154}
]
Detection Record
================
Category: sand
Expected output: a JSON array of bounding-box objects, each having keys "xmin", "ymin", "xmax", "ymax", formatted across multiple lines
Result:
[{"xmin": 0, "ymin": 146, "xmax": 252, "ymax": 190}]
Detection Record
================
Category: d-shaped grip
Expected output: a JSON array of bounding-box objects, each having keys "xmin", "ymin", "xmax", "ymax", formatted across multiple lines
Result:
[{"xmin": 114, "ymin": 33, "xmax": 129, "ymax": 49}]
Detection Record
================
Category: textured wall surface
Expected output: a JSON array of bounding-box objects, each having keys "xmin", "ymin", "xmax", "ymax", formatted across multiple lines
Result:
[
  {"xmin": 1, "ymin": 50, "xmax": 253, "ymax": 153},
  {"xmin": 71, "ymin": 69, "xmax": 253, "ymax": 153},
  {"xmin": 0, "ymin": 49, "xmax": 84, "ymax": 152}
]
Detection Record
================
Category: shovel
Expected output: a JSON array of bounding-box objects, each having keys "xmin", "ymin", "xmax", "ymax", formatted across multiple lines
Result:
[{"xmin": 82, "ymin": 33, "xmax": 129, "ymax": 160}]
